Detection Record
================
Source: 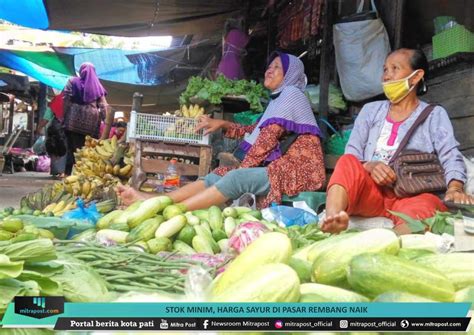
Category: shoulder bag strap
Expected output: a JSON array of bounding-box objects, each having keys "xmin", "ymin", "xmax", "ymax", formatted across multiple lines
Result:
[{"xmin": 389, "ymin": 104, "xmax": 437, "ymax": 164}]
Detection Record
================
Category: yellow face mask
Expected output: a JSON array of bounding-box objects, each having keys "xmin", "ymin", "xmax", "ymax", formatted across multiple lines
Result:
[{"xmin": 382, "ymin": 71, "xmax": 419, "ymax": 103}]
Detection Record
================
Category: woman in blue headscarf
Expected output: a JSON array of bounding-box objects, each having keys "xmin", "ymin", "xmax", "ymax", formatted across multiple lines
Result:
[
  {"xmin": 117, "ymin": 52, "xmax": 325, "ymax": 209},
  {"xmin": 63, "ymin": 62, "xmax": 110, "ymax": 175}
]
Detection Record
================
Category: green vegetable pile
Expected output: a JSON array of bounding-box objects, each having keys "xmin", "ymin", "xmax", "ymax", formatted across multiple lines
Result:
[
  {"xmin": 55, "ymin": 240, "xmax": 202, "ymax": 294},
  {"xmin": 179, "ymin": 75, "xmax": 269, "ymax": 112},
  {"xmin": 389, "ymin": 210, "xmax": 461, "ymax": 235}
]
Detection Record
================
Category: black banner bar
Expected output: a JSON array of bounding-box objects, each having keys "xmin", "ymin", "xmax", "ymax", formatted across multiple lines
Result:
[{"xmin": 54, "ymin": 317, "xmax": 471, "ymax": 331}]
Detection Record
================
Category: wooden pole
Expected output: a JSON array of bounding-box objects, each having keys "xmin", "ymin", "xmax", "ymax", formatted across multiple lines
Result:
[
  {"xmin": 393, "ymin": 0, "xmax": 405, "ymax": 49},
  {"xmin": 318, "ymin": 0, "xmax": 335, "ymax": 137},
  {"xmin": 266, "ymin": 4, "xmax": 276, "ymax": 59},
  {"xmin": 8, "ymin": 94, "xmax": 14, "ymax": 136},
  {"xmin": 132, "ymin": 92, "xmax": 144, "ymax": 113}
]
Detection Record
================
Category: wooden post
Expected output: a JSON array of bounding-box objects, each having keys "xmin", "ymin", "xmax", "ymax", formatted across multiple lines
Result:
[
  {"xmin": 266, "ymin": 4, "xmax": 276, "ymax": 59},
  {"xmin": 131, "ymin": 141, "xmax": 147, "ymax": 190},
  {"xmin": 37, "ymin": 83, "xmax": 47, "ymax": 121},
  {"xmin": 132, "ymin": 92, "xmax": 143, "ymax": 113},
  {"xmin": 393, "ymin": 0, "xmax": 404, "ymax": 49},
  {"xmin": 8, "ymin": 94, "xmax": 14, "ymax": 136},
  {"xmin": 318, "ymin": 0, "xmax": 335, "ymax": 137},
  {"xmin": 28, "ymin": 106, "xmax": 34, "ymax": 146}
]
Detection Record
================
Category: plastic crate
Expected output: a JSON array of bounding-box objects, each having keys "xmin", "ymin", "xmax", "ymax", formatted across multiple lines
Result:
[
  {"xmin": 127, "ymin": 111, "xmax": 210, "ymax": 145},
  {"xmin": 433, "ymin": 25, "xmax": 474, "ymax": 60}
]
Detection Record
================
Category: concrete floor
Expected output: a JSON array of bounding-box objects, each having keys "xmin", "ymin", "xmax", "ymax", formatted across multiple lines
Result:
[{"xmin": 0, "ymin": 171, "xmax": 56, "ymax": 210}]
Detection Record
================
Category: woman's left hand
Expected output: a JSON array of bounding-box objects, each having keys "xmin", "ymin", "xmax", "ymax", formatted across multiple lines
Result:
[{"xmin": 444, "ymin": 189, "xmax": 474, "ymax": 204}]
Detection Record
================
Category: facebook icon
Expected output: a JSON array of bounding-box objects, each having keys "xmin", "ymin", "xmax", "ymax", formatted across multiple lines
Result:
[{"xmin": 203, "ymin": 320, "xmax": 209, "ymax": 329}]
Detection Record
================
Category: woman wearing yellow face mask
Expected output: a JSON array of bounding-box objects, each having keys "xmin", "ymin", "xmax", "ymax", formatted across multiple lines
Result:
[{"xmin": 320, "ymin": 48, "xmax": 473, "ymax": 235}]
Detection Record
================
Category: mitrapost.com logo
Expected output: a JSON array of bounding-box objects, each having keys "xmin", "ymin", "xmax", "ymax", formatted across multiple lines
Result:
[{"xmin": 14, "ymin": 296, "xmax": 65, "ymax": 319}]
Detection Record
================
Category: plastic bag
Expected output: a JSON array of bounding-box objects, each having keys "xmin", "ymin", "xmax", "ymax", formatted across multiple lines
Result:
[
  {"xmin": 32, "ymin": 136, "xmax": 46, "ymax": 154},
  {"xmin": 228, "ymin": 221, "xmax": 269, "ymax": 253},
  {"xmin": 333, "ymin": 0, "xmax": 391, "ymax": 101},
  {"xmin": 184, "ymin": 266, "xmax": 213, "ymax": 302},
  {"xmin": 35, "ymin": 155, "xmax": 50, "ymax": 172},
  {"xmin": 62, "ymin": 199, "xmax": 101, "ymax": 225},
  {"xmin": 262, "ymin": 205, "xmax": 318, "ymax": 227}
]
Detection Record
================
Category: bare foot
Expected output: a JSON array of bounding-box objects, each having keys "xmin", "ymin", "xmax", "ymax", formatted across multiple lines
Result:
[{"xmin": 321, "ymin": 211, "xmax": 350, "ymax": 234}]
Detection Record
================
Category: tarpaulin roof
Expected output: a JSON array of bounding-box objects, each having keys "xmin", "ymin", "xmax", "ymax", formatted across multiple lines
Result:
[
  {"xmin": 0, "ymin": 40, "xmax": 219, "ymax": 108},
  {"xmin": 0, "ymin": 73, "xmax": 30, "ymax": 91},
  {"xmin": 0, "ymin": 24, "xmax": 81, "ymax": 47},
  {"xmin": 0, "ymin": 0, "xmax": 242, "ymax": 37},
  {"xmin": 0, "ymin": 40, "xmax": 217, "ymax": 86}
]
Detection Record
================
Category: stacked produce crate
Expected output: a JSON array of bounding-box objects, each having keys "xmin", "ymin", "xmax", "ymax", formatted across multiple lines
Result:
[{"xmin": 128, "ymin": 106, "xmax": 212, "ymax": 190}]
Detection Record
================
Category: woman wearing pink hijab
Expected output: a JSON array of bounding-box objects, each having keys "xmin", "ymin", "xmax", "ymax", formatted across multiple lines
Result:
[{"xmin": 63, "ymin": 62, "xmax": 110, "ymax": 175}]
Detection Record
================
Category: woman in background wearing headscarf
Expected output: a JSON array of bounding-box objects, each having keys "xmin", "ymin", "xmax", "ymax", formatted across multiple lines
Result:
[
  {"xmin": 117, "ymin": 52, "xmax": 326, "ymax": 210},
  {"xmin": 63, "ymin": 62, "xmax": 110, "ymax": 175}
]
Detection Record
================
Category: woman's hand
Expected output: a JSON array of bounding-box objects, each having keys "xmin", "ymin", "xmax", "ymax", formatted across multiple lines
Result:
[
  {"xmin": 444, "ymin": 180, "xmax": 474, "ymax": 205},
  {"xmin": 444, "ymin": 188, "xmax": 474, "ymax": 205},
  {"xmin": 364, "ymin": 161, "xmax": 397, "ymax": 186},
  {"xmin": 116, "ymin": 184, "xmax": 145, "ymax": 206},
  {"xmin": 195, "ymin": 115, "xmax": 230, "ymax": 135}
]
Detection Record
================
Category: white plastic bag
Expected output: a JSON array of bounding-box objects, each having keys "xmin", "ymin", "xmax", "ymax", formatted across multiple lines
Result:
[{"xmin": 333, "ymin": 0, "xmax": 391, "ymax": 101}]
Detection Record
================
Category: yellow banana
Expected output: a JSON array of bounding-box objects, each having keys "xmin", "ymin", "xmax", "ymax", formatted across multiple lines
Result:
[
  {"xmin": 72, "ymin": 184, "xmax": 81, "ymax": 196},
  {"xmin": 105, "ymin": 162, "xmax": 114, "ymax": 174},
  {"xmin": 101, "ymin": 139, "xmax": 114, "ymax": 153},
  {"xmin": 119, "ymin": 164, "xmax": 133, "ymax": 176},
  {"xmin": 55, "ymin": 202, "xmax": 76, "ymax": 217},
  {"xmin": 64, "ymin": 175, "xmax": 79, "ymax": 184},
  {"xmin": 64, "ymin": 183, "xmax": 73, "ymax": 194},
  {"xmin": 95, "ymin": 145, "xmax": 113, "ymax": 158},
  {"xmin": 113, "ymin": 164, "xmax": 121, "ymax": 175},
  {"xmin": 110, "ymin": 135, "xmax": 117, "ymax": 149},
  {"xmin": 123, "ymin": 156, "xmax": 133, "ymax": 165},
  {"xmin": 181, "ymin": 105, "xmax": 188, "ymax": 118},
  {"xmin": 82, "ymin": 180, "xmax": 91, "ymax": 197},
  {"xmin": 52, "ymin": 201, "xmax": 66, "ymax": 215},
  {"xmin": 195, "ymin": 107, "xmax": 204, "ymax": 118},
  {"xmin": 42, "ymin": 203, "xmax": 57, "ymax": 213}
]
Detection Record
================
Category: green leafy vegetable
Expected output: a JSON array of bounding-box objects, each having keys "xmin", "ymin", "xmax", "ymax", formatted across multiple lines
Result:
[
  {"xmin": 287, "ymin": 223, "xmax": 328, "ymax": 250},
  {"xmin": 52, "ymin": 254, "xmax": 109, "ymax": 302},
  {"xmin": 17, "ymin": 271, "xmax": 63, "ymax": 296},
  {"xmin": 0, "ymin": 239, "xmax": 56, "ymax": 263},
  {"xmin": 0, "ymin": 279, "xmax": 40, "ymax": 317},
  {"xmin": 179, "ymin": 75, "xmax": 269, "ymax": 112},
  {"xmin": 0, "ymin": 255, "xmax": 24, "ymax": 279},
  {"xmin": 388, "ymin": 210, "xmax": 460, "ymax": 235}
]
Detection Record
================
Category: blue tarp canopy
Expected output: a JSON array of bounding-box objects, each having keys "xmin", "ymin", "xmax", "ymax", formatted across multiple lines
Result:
[
  {"xmin": 0, "ymin": 40, "xmax": 218, "ymax": 108},
  {"xmin": 0, "ymin": 0, "xmax": 241, "ymax": 37}
]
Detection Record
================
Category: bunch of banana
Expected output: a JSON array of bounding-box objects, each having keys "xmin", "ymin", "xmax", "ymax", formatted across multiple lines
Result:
[
  {"xmin": 84, "ymin": 135, "xmax": 99, "ymax": 148},
  {"xmin": 181, "ymin": 104, "xmax": 205, "ymax": 118},
  {"xmin": 63, "ymin": 175, "xmax": 103, "ymax": 201},
  {"xmin": 42, "ymin": 199, "xmax": 76, "ymax": 217},
  {"xmin": 20, "ymin": 184, "xmax": 76, "ymax": 216},
  {"xmin": 104, "ymin": 162, "xmax": 133, "ymax": 178}
]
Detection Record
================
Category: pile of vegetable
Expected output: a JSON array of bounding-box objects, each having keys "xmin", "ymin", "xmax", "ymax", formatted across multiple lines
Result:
[
  {"xmin": 201, "ymin": 228, "xmax": 474, "ymax": 303},
  {"xmin": 179, "ymin": 75, "xmax": 269, "ymax": 112},
  {"xmin": 0, "ymin": 237, "xmax": 112, "ymax": 319},
  {"xmin": 55, "ymin": 241, "xmax": 208, "ymax": 294},
  {"xmin": 94, "ymin": 196, "xmax": 285, "ymax": 255},
  {"xmin": 211, "ymin": 229, "xmax": 474, "ymax": 302},
  {"xmin": 390, "ymin": 210, "xmax": 460, "ymax": 235}
]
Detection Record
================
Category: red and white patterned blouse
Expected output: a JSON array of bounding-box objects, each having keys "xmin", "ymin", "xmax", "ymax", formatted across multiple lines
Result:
[{"xmin": 213, "ymin": 122, "xmax": 325, "ymax": 208}]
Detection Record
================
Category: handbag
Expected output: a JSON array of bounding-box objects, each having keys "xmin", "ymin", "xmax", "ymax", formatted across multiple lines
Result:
[
  {"xmin": 389, "ymin": 104, "xmax": 447, "ymax": 198},
  {"xmin": 63, "ymin": 102, "xmax": 101, "ymax": 137}
]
